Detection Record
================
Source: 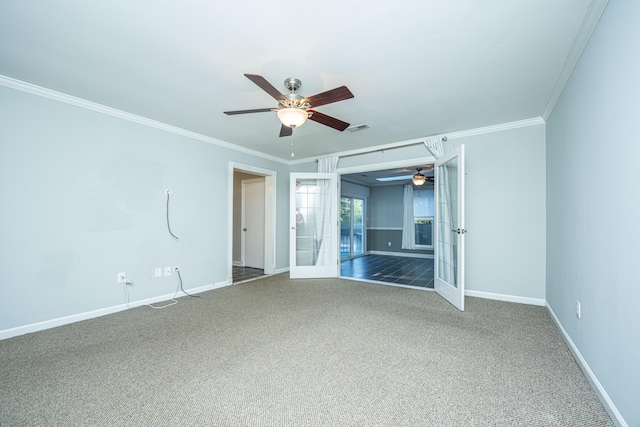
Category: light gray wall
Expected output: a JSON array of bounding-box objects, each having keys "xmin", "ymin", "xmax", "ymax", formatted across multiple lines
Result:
[
  {"xmin": 369, "ymin": 186, "xmax": 403, "ymax": 229},
  {"xmin": 454, "ymin": 125, "xmax": 546, "ymax": 300},
  {"xmin": 546, "ymin": 1, "xmax": 640, "ymax": 424},
  {"xmin": 0, "ymin": 85, "xmax": 290, "ymax": 332}
]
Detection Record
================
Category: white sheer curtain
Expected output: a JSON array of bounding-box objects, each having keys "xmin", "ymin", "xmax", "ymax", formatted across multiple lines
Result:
[
  {"xmin": 314, "ymin": 156, "xmax": 339, "ymax": 265},
  {"xmin": 317, "ymin": 156, "xmax": 339, "ymax": 173},
  {"xmin": 424, "ymin": 136, "xmax": 444, "ymax": 158},
  {"xmin": 401, "ymin": 184, "xmax": 416, "ymax": 250}
]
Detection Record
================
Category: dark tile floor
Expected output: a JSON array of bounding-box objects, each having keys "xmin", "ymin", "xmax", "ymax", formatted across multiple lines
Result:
[
  {"xmin": 340, "ymin": 255, "xmax": 434, "ymax": 288},
  {"xmin": 232, "ymin": 266, "xmax": 265, "ymax": 283}
]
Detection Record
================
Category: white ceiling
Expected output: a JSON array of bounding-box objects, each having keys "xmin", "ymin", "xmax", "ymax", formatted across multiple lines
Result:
[{"xmin": 0, "ymin": 1, "xmax": 603, "ymax": 162}]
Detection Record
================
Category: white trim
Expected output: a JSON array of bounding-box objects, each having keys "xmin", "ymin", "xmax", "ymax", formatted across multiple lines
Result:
[
  {"xmin": 273, "ymin": 267, "xmax": 290, "ymax": 275},
  {"xmin": 0, "ymin": 281, "xmax": 228, "ymax": 341},
  {"xmin": 232, "ymin": 260, "xmax": 244, "ymax": 267},
  {"xmin": 368, "ymin": 250, "xmax": 433, "ymax": 259},
  {"xmin": 316, "ymin": 137, "xmax": 434, "ymax": 165},
  {"xmin": 446, "ymin": 117, "xmax": 544, "ymax": 141},
  {"xmin": 546, "ymin": 303, "xmax": 627, "ymax": 427},
  {"xmin": 464, "ymin": 290, "xmax": 545, "ymax": 306},
  {"xmin": 337, "ymin": 157, "xmax": 435, "ymax": 175},
  {"xmin": 368, "ymin": 227, "xmax": 403, "ymax": 231},
  {"xmin": 0, "ymin": 74, "xmax": 288, "ymax": 165},
  {"xmin": 542, "ymin": 0, "xmax": 610, "ymax": 120}
]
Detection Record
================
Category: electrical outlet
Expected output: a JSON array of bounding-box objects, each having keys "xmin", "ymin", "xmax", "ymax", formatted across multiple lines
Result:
[
  {"xmin": 387, "ymin": 241, "xmax": 392, "ymax": 247},
  {"xmin": 117, "ymin": 272, "xmax": 126, "ymax": 283},
  {"xmin": 164, "ymin": 266, "xmax": 172, "ymax": 276},
  {"xmin": 576, "ymin": 301, "xmax": 581, "ymax": 319},
  {"xmin": 174, "ymin": 266, "xmax": 180, "ymax": 272},
  {"xmin": 154, "ymin": 267, "xmax": 162, "ymax": 278}
]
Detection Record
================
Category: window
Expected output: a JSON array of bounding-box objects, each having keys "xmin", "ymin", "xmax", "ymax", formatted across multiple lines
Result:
[{"xmin": 413, "ymin": 188, "xmax": 434, "ymax": 247}]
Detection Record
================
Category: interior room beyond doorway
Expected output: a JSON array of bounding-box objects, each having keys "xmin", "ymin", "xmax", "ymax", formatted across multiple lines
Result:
[{"xmin": 339, "ymin": 162, "xmax": 435, "ymax": 289}]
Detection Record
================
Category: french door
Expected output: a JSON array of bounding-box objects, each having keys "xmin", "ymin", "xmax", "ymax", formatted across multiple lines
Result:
[
  {"xmin": 434, "ymin": 145, "xmax": 466, "ymax": 311},
  {"xmin": 290, "ymin": 173, "xmax": 339, "ymax": 278},
  {"xmin": 340, "ymin": 197, "xmax": 364, "ymax": 259}
]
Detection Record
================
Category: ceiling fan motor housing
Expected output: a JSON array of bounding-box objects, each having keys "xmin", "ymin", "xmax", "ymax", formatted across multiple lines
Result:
[{"xmin": 283, "ymin": 77, "xmax": 301, "ymax": 93}]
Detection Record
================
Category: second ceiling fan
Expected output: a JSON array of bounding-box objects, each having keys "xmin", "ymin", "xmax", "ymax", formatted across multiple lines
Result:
[{"xmin": 224, "ymin": 74, "xmax": 354, "ymax": 137}]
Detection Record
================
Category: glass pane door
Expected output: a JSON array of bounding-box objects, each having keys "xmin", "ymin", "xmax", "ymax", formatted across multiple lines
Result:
[
  {"xmin": 340, "ymin": 198, "xmax": 352, "ymax": 259},
  {"xmin": 340, "ymin": 197, "xmax": 365, "ymax": 259},
  {"xmin": 290, "ymin": 173, "xmax": 338, "ymax": 278},
  {"xmin": 353, "ymin": 198, "xmax": 364, "ymax": 257},
  {"xmin": 434, "ymin": 145, "xmax": 465, "ymax": 311}
]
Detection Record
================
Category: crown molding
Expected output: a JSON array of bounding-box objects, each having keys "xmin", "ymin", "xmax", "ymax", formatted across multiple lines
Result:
[
  {"xmin": 1, "ymin": 74, "xmax": 546, "ymax": 168},
  {"xmin": 542, "ymin": 0, "xmax": 610, "ymax": 121},
  {"xmin": 0, "ymin": 75, "xmax": 289, "ymax": 165},
  {"xmin": 445, "ymin": 117, "xmax": 545, "ymax": 140}
]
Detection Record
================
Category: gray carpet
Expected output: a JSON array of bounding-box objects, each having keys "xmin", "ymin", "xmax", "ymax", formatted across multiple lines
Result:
[{"xmin": 0, "ymin": 274, "xmax": 613, "ymax": 426}]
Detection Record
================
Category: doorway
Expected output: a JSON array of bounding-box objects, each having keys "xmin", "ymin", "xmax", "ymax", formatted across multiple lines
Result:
[
  {"xmin": 337, "ymin": 157, "xmax": 435, "ymax": 289},
  {"xmin": 228, "ymin": 162, "xmax": 276, "ymax": 284}
]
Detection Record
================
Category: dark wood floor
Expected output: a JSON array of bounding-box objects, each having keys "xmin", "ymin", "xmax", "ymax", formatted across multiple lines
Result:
[
  {"xmin": 232, "ymin": 266, "xmax": 265, "ymax": 283},
  {"xmin": 234, "ymin": 256, "xmax": 434, "ymax": 288},
  {"xmin": 340, "ymin": 255, "xmax": 434, "ymax": 288}
]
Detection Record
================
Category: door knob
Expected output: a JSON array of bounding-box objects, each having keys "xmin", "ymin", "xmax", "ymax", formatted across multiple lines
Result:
[{"xmin": 243, "ymin": 228, "xmax": 247, "ymax": 231}]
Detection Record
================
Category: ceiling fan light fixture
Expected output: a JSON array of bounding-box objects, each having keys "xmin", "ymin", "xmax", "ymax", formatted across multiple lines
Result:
[
  {"xmin": 277, "ymin": 107, "xmax": 308, "ymax": 128},
  {"xmin": 412, "ymin": 168, "xmax": 427, "ymax": 186}
]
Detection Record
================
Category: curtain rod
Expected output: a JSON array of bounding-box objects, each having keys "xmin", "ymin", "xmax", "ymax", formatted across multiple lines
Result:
[{"xmin": 315, "ymin": 136, "xmax": 447, "ymax": 162}]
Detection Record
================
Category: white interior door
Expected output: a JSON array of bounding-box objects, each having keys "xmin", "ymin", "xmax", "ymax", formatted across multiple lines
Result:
[
  {"xmin": 434, "ymin": 145, "xmax": 465, "ymax": 311},
  {"xmin": 290, "ymin": 173, "xmax": 338, "ymax": 278},
  {"xmin": 242, "ymin": 179, "xmax": 265, "ymax": 269}
]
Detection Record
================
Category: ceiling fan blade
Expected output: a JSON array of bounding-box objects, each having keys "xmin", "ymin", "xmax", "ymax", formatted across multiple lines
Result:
[
  {"xmin": 279, "ymin": 124, "xmax": 293, "ymax": 137},
  {"xmin": 244, "ymin": 74, "xmax": 286, "ymax": 101},
  {"xmin": 305, "ymin": 86, "xmax": 354, "ymax": 108},
  {"xmin": 307, "ymin": 110, "xmax": 350, "ymax": 131},
  {"xmin": 224, "ymin": 108, "xmax": 274, "ymax": 115}
]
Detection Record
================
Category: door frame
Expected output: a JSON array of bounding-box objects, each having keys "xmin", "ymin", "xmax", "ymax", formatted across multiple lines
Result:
[{"xmin": 228, "ymin": 162, "xmax": 276, "ymax": 284}]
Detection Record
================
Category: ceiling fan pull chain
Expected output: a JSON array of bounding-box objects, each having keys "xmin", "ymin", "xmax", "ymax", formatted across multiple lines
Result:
[{"xmin": 291, "ymin": 131, "xmax": 295, "ymax": 157}]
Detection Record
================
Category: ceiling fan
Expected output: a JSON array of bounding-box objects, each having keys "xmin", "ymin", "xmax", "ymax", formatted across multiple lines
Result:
[
  {"xmin": 412, "ymin": 168, "xmax": 435, "ymax": 186},
  {"xmin": 224, "ymin": 74, "xmax": 354, "ymax": 137}
]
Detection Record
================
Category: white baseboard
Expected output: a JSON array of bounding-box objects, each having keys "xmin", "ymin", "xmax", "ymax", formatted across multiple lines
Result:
[
  {"xmin": 0, "ymin": 281, "xmax": 230, "ymax": 341},
  {"xmin": 232, "ymin": 260, "xmax": 243, "ymax": 267},
  {"xmin": 273, "ymin": 267, "xmax": 290, "ymax": 275},
  {"xmin": 368, "ymin": 250, "xmax": 434, "ymax": 259},
  {"xmin": 464, "ymin": 289, "xmax": 545, "ymax": 306},
  {"xmin": 546, "ymin": 304, "xmax": 627, "ymax": 427}
]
